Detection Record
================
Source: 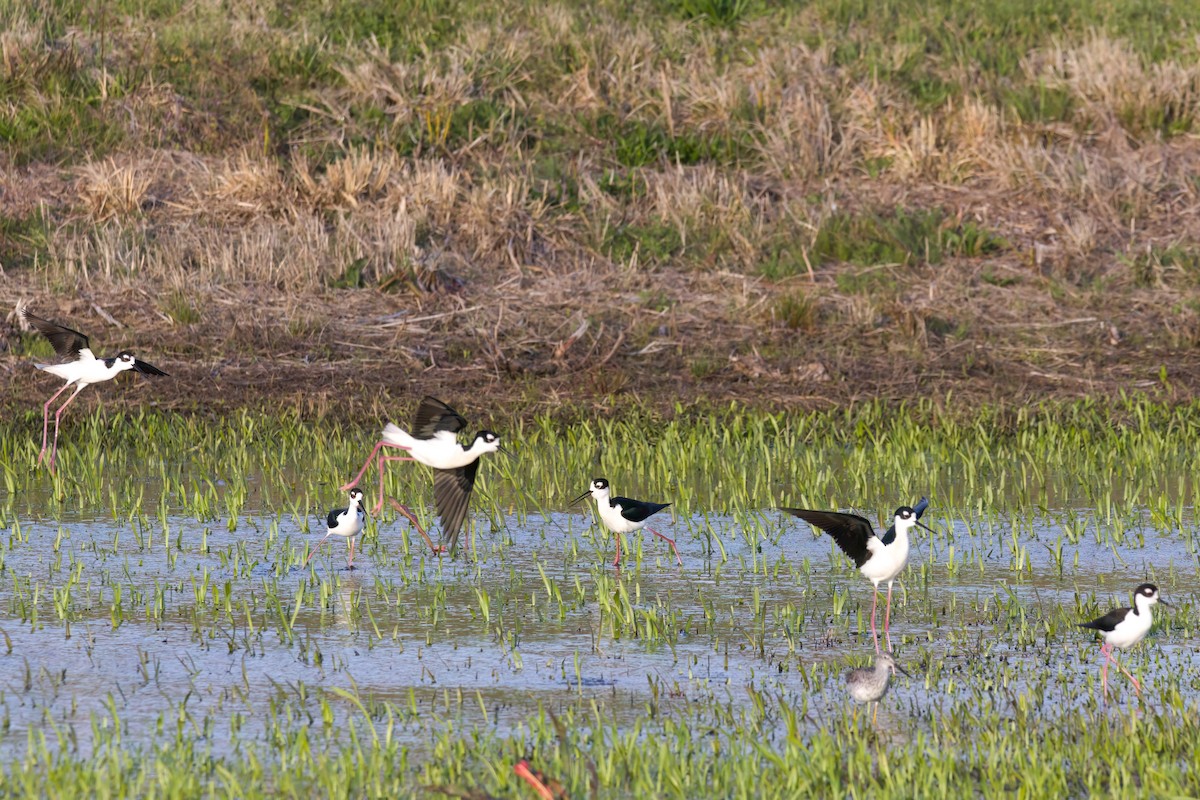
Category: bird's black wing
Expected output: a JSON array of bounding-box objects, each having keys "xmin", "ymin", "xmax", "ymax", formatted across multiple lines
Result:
[
  {"xmin": 882, "ymin": 496, "xmax": 930, "ymax": 545},
  {"xmin": 132, "ymin": 358, "xmax": 169, "ymax": 377},
  {"xmin": 326, "ymin": 507, "xmax": 347, "ymax": 529},
  {"xmin": 780, "ymin": 508, "xmax": 876, "ymax": 567},
  {"xmin": 613, "ymin": 497, "xmax": 669, "ymax": 523},
  {"xmin": 434, "ymin": 459, "xmax": 480, "ymax": 554},
  {"xmin": 23, "ymin": 311, "xmax": 90, "ymax": 358},
  {"xmin": 412, "ymin": 396, "xmax": 468, "ymax": 439},
  {"xmin": 1079, "ymin": 606, "xmax": 1131, "ymax": 633}
]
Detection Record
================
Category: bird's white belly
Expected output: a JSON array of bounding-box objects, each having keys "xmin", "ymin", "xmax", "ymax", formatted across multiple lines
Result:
[
  {"xmin": 1107, "ymin": 615, "xmax": 1152, "ymax": 649},
  {"xmin": 860, "ymin": 541, "xmax": 909, "ymax": 585},
  {"xmin": 597, "ymin": 504, "xmax": 643, "ymax": 534},
  {"xmin": 382, "ymin": 427, "xmax": 474, "ymax": 469},
  {"xmin": 329, "ymin": 511, "xmax": 364, "ymax": 538},
  {"xmin": 38, "ymin": 360, "xmax": 119, "ymax": 385}
]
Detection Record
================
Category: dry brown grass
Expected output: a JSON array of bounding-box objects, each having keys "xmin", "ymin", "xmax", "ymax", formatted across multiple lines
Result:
[{"xmin": 4, "ymin": 2, "xmax": 1200, "ymax": 412}]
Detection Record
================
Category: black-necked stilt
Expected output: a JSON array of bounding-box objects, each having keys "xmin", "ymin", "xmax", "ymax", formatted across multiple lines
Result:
[
  {"xmin": 304, "ymin": 488, "xmax": 367, "ymax": 569},
  {"xmin": 21, "ymin": 308, "xmax": 169, "ymax": 472},
  {"xmin": 342, "ymin": 396, "xmax": 504, "ymax": 555},
  {"xmin": 1079, "ymin": 582, "xmax": 1168, "ymax": 699},
  {"xmin": 573, "ymin": 478, "xmax": 681, "ymax": 567},
  {"xmin": 780, "ymin": 501, "xmax": 932, "ymax": 652},
  {"xmin": 845, "ymin": 652, "xmax": 908, "ymax": 725}
]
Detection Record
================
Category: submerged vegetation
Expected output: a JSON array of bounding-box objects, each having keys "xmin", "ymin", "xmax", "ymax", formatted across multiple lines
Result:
[{"xmin": 0, "ymin": 398, "xmax": 1197, "ymax": 796}]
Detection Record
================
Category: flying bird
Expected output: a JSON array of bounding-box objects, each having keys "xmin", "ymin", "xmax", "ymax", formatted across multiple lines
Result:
[
  {"xmin": 342, "ymin": 396, "xmax": 504, "ymax": 555},
  {"xmin": 21, "ymin": 308, "xmax": 168, "ymax": 471}
]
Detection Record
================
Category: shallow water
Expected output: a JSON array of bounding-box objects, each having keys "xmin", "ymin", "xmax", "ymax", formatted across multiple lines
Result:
[{"xmin": 1, "ymin": 492, "xmax": 1197, "ymax": 762}]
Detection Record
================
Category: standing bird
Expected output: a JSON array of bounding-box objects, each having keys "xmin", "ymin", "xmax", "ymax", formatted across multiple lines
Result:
[
  {"xmin": 1079, "ymin": 583, "xmax": 1168, "ymax": 699},
  {"xmin": 341, "ymin": 396, "xmax": 504, "ymax": 555},
  {"xmin": 304, "ymin": 488, "xmax": 367, "ymax": 569},
  {"xmin": 573, "ymin": 478, "xmax": 681, "ymax": 567},
  {"xmin": 21, "ymin": 308, "xmax": 169, "ymax": 472},
  {"xmin": 780, "ymin": 501, "xmax": 932, "ymax": 652},
  {"xmin": 845, "ymin": 652, "xmax": 908, "ymax": 726}
]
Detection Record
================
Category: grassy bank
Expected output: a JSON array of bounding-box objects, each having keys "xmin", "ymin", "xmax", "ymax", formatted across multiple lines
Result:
[{"xmin": 3, "ymin": 0, "xmax": 1200, "ymax": 411}]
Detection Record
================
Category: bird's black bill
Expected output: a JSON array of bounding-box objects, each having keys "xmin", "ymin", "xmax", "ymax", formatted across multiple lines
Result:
[
  {"xmin": 133, "ymin": 359, "xmax": 170, "ymax": 377},
  {"xmin": 916, "ymin": 521, "xmax": 936, "ymax": 535},
  {"xmin": 570, "ymin": 491, "xmax": 591, "ymax": 505},
  {"xmin": 895, "ymin": 664, "xmax": 911, "ymax": 678},
  {"xmin": 1159, "ymin": 599, "xmax": 1171, "ymax": 606}
]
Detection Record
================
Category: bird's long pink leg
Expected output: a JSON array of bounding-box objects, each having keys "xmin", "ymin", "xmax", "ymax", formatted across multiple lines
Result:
[
  {"xmin": 647, "ymin": 527, "xmax": 683, "ymax": 566},
  {"xmin": 340, "ymin": 441, "xmax": 410, "ymax": 492},
  {"xmin": 48, "ymin": 384, "xmax": 86, "ymax": 472},
  {"xmin": 870, "ymin": 588, "xmax": 880, "ymax": 654},
  {"xmin": 375, "ymin": 452, "xmax": 414, "ymax": 514},
  {"xmin": 1114, "ymin": 654, "xmax": 1141, "ymax": 695},
  {"xmin": 347, "ymin": 537, "xmax": 356, "ymax": 569},
  {"xmin": 388, "ymin": 499, "xmax": 444, "ymax": 555},
  {"xmin": 1099, "ymin": 642, "xmax": 1112, "ymax": 700},
  {"xmin": 303, "ymin": 534, "xmax": 333, "ymax": 567},
  {"xmin": 884, "ymin": 581, "xmax": 894, "ymax": 652},
  {"xmin": 612, "ymin": 533, "xmax": 622, "ymax": 567},
  {"xmin": 37, "ymin": 383, "xmax": 73, "ymax": 466},
  {"xmin": 513, "ymin": 761, "xmax": 554, "ymax": 800}
]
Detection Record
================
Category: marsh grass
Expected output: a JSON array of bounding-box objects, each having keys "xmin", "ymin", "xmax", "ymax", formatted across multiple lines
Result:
[{"xmin": 0, "ymin": 399, "xmax": 1197, "ymax": 796}]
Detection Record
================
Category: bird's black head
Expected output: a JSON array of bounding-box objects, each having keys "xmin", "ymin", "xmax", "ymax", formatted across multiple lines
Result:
[
  {"xmin": 591, "ymin": 478, "xmax": 609, "ymax": 491},
  {"xmin": 1136, "ymin": 583, "xmax": 1157, "ymax": 597},
  {"xmin": 348, "ymin": 488, "xmax": 365, "ymax": 503},
  {"xmin": 477, "ymin": 431, "xmax": 500, "ymax": 444},
  {"xmin": 895, "ymin": 506, "xmax": 915, "ymax": 520},
  {"xmin": 117, "ymin": 351, "xmax": 135, "ymax": 363}
]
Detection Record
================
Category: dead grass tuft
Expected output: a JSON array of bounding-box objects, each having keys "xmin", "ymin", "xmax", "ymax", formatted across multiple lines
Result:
[{"xmin": 75, "ymin": 159, "xmax": 153, "ymax": 222}]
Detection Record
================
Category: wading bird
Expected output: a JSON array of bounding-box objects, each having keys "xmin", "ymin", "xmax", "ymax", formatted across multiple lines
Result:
[
  {"xmin": 342, "ymin": 396, "xmax": 504, "ymax": 555},
  {"xmin": 845, "ymin": 652, "xmax": 908, "ymax": 726},
  {"xmin": 304, "ymin": 488, "xmax": 367, "ymax": 569},
  {"xmin": 573, "ymin": 478, "xmax": 680, "ymax": 567},
  {"xmin": 22, "ymin": 308, "xmax": 169, "ymax": 472},
  {"xmin": 1079, "ymin": 582, "xmax": 1168, "ymax": 699},
  {"xmin": 780, "ymin": 500, "xmax": 932, "ymax": 652}
]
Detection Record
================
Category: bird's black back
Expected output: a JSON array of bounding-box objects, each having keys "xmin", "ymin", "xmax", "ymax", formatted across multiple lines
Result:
[
  {"xmin": 326, "ymin": 507, "xmax": 348, "ymax": 529},
  {"xmin": 613, "ymin": 496, "xmax": 669, "ymax": 523},
  {"xmin": 780, "ymin": 508, "xmax": 875, "ymax": 567},
  {"xmin": 434, "ymin": 458, "xmax": 481, "ymax": 554},
  {"xmin": 882, "ymin": 496, "xmax": 929, "ymax": 545},
  {"xmin": 1079, "ymin": 606, "xmax": 1132, "ymax": 633},
  {"xmin": 24, "ymin": 311, "xmax": 90, "ymax": 358},
  {"xmin": 412, "ymin": 396, "xmax": 468, "ymax": 439}
]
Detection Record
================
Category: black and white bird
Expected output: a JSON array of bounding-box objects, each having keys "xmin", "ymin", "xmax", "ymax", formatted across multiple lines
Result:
[
  {"xmin": 1079, "ymin": 583, "xmax": 1168, "ymax": 699},
  {"xmin": 304, "ymin": 488, "xmax": 367, "ymax": 569},
  {"xmin": 573, "ymin": 478, "xmax": 680, "ymax": 567},
  {"xmin": 21, "ymin": 308, "xmax": 169, "ymax": 472},
  {"xmin": 845, "ymin": 652, "xmax": 909, "ymax": 726},
  {"xmin": 341, "ymin": 396, "xmax": 504, "ymax": 555},
  {"xmin": 780, "ymin": 499, "xmax": 932, "ymax": 652}
]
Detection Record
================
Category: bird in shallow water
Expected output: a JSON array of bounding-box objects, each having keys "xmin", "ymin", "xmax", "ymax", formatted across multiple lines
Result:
[
  {"xmin": 573, "ymin": 477, "xmax": 680, "ymax": 567},
  {"xmin": 845, "ymin": 651, "xmax": 908, "ymax": 726},
  {"xmin": 342, "ymin": 396, "xmax": 505, "ymax": 555},
  {"xmin": 21, "ymin": 308, "xmax": 169, "ymax": 472},
  {"xmin": 779, "ymin": 499, "xmax": 932, "ymax": 652},
  {"xmin": 304, "ymin": 488, "xmax": 367, "ymax": 569},
  {"xmin": 1078, "ymin": 582, "xmax": 1168, "ymax": 699}
]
